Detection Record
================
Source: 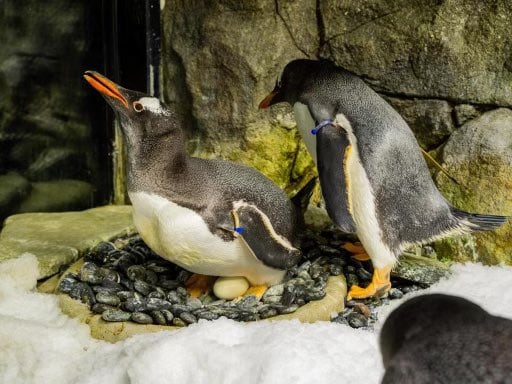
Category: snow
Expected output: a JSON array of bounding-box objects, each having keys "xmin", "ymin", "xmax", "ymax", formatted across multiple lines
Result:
[{"xmin": 1, "ymin": 254, "xmax": 512, "ymax": 384}]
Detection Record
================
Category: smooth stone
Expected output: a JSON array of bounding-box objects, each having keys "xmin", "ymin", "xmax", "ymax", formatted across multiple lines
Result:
[
  {"xmin": 213, "ymin": 276, "xmax": 249, "ymax": 300},
  {"xmin": 92, "ymin": 303, "xmax": 116, "ymax": 314},
  {"xmin": 172, "ymin": 318, "xmax": 187, "ymax": 327},
  {"xmin": 393, "ymin": 253, "xmax": 450, "ymax": 285},
  {"xmin": 95, "ymin": 292, "xmax": 121, "ymax": 306},
  {"xmin": 0, "ymin": 205, "xmax": 134, "ymax": 279},
  {"xmin": 388, "ymin": 288, "xmax": 404, "ymax": 300},
  {"xmin": 102, "ymin": 309, "xmax": 131, "ymax": 322},
  {"xmin": 347, "ymin": 312, "xmax": 368, "ymax": 328},
  {"xmin": 131, "ymin": 312, "xmax": 153, "ymax": 324},
  {"xmin": 150, "ymin": 310, "xmax": 167, "ymax": 325},
  {"xmin": 179, "ymin": 312, "xmax": 198, "ymax": 324}
]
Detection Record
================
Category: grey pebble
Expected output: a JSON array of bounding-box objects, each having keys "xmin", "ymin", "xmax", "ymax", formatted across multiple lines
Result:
[
  {"xmin": 346, "ymin": 274, "xmax": 359, "ymax": 287},
  {"xmin": 117, "ymin": 290, "xmax": 135, "ymax": 300},
  {"xmin": 131, "ymin": 312, "xmax": 153, "ymax": 324},
  {"xmin": 277, "ymin": 304, "xmax": 298, "ymax": 315},
  {"xmin": 172, "ymin": 318, "xmax": 187, "ymax": 327},
  {"xmin": 171, "ymin": 304, "xmax": 191, "ymax": 315},
  {"xmin": 356, "ymin": 268, "xmax": 373, "ymax": 281},
  {"xmin": 186, "ymin": 298, "xmax": 203, "ymax": 310},
  {"xmin": 92, "ymin": 303, "xmax": 116, "ymax": 314},
  {"xmin": 161, "ymin": 309, "xmax": 175, "ymax": 324},
  {"xmin": 147, "ymin": 288, "xmax": 166, "ymax": 299},
  {"xmin": 96, "ymin": 292, "xmax": 121, "ymax": 306},
  {"xmin": 167, "ymin": 291, "xmax": 182, "ymax": 304},
  {"xmin": 151, "ymin": 310, "xmax": 167, "ymax": 325},
  {"xmin": 388, "ymin": 288, "xmax": 404, "ymax": 300},
  {"xmin": 102, "ymin": 309, "xmax": 131, "ymax": 322},
  {"xmin": 126, "ymin": 265, "xmax": 146, "ymax": 281},
  {"xmin": 59, "ymin": 276, "xmax": 77, "ymax": 293},
  {"xmin": 146, "ymin": 297, "xmax": 172, "ymax": 311},
  {"xmin": 329, "ymin": 264, "xmax": 343, "ymax": 276},
  {"xmin": 80, "ymin": 262, "xmax": 103, "ymax": 284},
  {"xmin": 123, "ymin": 297, "xmax": 147, "ymax": 312},
  {"xmin": 134, "ymin": 279, "xmax": 153, "ymax": 296},
  {"xmin": 70, "ymin": 282, "xmax": 96, "ymax": 306},
  {"xmin": 347, "ymin": 312, "xmax": 368, "ymax": 328},
  {"xmin": 195, "ymin": 310, "xmax": 219, "ymax": 321},
  {"xmin": 260, "ymin": 308, "xmax": 278, "ymax": 319},
  {"xmin": 179, "ymin": 312, "xmax": 197, "ymax": 324}
]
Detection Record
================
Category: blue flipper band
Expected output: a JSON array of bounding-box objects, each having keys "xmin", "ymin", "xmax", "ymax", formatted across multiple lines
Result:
[
  {"xmin": 235, "ymin": 227, "xmax": 245, "ymax": 234},
  {"xmin": 311, "ymin": 119, "xmax": 334, "ymax": 135}
]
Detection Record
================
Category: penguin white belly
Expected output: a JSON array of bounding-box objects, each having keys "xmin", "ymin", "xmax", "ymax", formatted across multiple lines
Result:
[
  {"xmin": 336, "ymin": 114, "xmax": 397, "ymax": 269},
  {"xmin": 128, "ymin": 192, "xmax": 285, "ymax": 285},
  {"xmin": 293, "ymin": 102, "xmax": 318, "ymax": 163}
]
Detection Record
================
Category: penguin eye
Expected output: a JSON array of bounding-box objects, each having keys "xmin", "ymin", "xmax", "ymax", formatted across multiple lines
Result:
[
  {"xmin": 133, "ymin": 101, "xmax": 144, "ymax": 112},
  {"xmin": 275, "ymin": 78, "xmax": 282, "ymax": 89}
]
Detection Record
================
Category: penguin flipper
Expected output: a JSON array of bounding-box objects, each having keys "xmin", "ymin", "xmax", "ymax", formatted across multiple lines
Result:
[
  {"xmin": 232, "ymin": 204, "xmax": 301, "ymax": 270},
  {"xmin": 316, "ymin": 124, "xmax": 356, "ymax": 233}
]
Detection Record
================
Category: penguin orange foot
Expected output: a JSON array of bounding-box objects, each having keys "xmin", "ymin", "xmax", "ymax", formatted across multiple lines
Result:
[
  {"xmin": 185, "ymin": 274, "xmax": 217, "ymax": 298},
  {"xmin": 342, "ymin": 242, "xmax": 370, "ymax": 262},
  {"xmin": 347, "ymin": 265, "xmax": 392, "ymax": 300},
  {"xmin": 243, "ymin": 284, "xmax": 268, "ymax": 300}
]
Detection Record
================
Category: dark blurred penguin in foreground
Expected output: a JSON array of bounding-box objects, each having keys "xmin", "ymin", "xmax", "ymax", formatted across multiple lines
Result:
[
  {"xmin": 259, "ymin": 59, "xmax": 508, "ymax": 300},
  {"xmin": 380, "ymin": 294, "xmax": 512, "ymax": 383},
  {"xmin": 84, "ymin": 71, "xmax": 314, "ymax": 300}
]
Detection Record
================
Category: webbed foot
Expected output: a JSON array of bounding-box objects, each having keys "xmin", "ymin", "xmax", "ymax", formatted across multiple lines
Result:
[
  {"xmin": 243, "ymin": 284, "xmax": 269, "ymax": 300},
  {"xmin": 342, "ymin": 242, "xmax": 371, "ymax": 262},
  {"xmin": 347, "ymin": 266, "xmax": 392, "ymax": 300},
  {"xmin": 185, "ymin": 274, "xmax": 217, "ymax": 298}
]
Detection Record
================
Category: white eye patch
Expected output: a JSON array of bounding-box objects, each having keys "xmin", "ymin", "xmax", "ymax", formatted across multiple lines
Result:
[{"xmin": 137, "ymin": 97, "xmax": 170, "ymax": 115}]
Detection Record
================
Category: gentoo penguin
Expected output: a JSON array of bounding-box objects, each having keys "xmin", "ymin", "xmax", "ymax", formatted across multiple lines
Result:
[
  {"xmin": 84, "ymin": 71, "xmax": 311, "ymax": 299},
  {"xmin": 259, "ymin": 59, "xmax": 507, "ymax": 300},
  {"xmin": 380, "ymin": 294, "xmax": 512, "ymax": 383}
]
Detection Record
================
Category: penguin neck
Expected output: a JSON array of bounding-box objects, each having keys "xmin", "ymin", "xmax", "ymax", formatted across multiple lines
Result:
[{"xmin": 126, "ymin": 133, "xmax": 189, "ymax": 193}]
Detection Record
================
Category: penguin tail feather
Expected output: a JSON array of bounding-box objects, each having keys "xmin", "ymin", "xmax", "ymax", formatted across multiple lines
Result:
[
  {"xmin": 451, "ymin": 208, "xmax": 508, "ymax": 232},
  {"xmin": 291, "ymin": 177, "xmax": 317, "ymax": 215}
]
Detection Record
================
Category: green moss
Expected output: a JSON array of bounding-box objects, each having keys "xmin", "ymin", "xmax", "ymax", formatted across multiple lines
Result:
[
  {"xmin": 194, "ymin": 121, "xmax": 316, "ymax": 193},
  {"xmin": 434, "ymin": 155, "xmax": 512, "ymax": 265}
]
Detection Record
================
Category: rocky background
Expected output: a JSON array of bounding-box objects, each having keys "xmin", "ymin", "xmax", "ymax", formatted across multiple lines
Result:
[
  {"xmin": 0, "ymin": 1, "xmax": 107, "ymax": 224},
  {"xmin": 0, "ymin": 1, "xmax": 510, "ymax": 266},
  {"xmin": 162, "ymin": 0, "xmax": 512, "ymax": 264}
]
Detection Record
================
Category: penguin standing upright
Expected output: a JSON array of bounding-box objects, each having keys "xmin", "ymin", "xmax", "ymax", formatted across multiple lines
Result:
[
  {"xmin": 259, "ymin": 59, "xmax": 507, "ymax": 300},
  {"xmin": 380, "ymin": 294, "xmax": 512, "ymax": 383},
  {"xmin": 84, "ymin": 71, "xmax": 311, "ymax": 299}
]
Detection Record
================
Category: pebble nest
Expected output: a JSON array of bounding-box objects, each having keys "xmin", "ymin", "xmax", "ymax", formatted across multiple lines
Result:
[{"xmin": 59, "ymin": 229, "xmax": 426, "ymax": 329}]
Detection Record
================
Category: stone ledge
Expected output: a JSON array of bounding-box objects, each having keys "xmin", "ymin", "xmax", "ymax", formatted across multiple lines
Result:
[{"xmin": 0, "ymin": 205, "xmax": 135, "ymax": 279}]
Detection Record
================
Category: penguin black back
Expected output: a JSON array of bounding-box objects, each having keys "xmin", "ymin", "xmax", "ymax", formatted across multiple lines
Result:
[{"xmin": 380, "ymin": 294, "xmax": 512, "ymax": 384}]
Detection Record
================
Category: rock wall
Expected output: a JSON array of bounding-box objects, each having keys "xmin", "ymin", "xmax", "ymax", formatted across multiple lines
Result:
[{"xmin": 162, "ymin": 0, "xmax": 512, "ymax": 263}]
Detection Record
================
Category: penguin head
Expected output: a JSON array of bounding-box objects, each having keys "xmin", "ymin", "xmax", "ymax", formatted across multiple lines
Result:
[
  {"xmin": 259, "ymin": 59, "xmax": 330, "ymax": 108},
  {"xmin": 83, "ymin": 71, "xmax": 180, "ymax": 145}
]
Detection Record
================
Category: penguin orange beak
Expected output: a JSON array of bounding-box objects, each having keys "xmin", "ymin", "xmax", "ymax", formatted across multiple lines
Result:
[
  {"xmin": 258, "ymin": 91, "xmax": 277, "ymax": 109},
  {"xmin": 83, "ymin": 70, "xmax": 129, "ymax": 108}
]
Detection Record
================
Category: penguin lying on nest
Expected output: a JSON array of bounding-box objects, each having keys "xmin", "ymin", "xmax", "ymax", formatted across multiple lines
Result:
[
  {"xmin": 259, "ymin": 59, "xmax": 507, "ymax": 300},
  {"xmin": 84, "ymin": 71, "xmax": 314, "ymax": 300},
  {"xmin": 380, "ymin": 294, "xmax": 512, "ymax": 383}
]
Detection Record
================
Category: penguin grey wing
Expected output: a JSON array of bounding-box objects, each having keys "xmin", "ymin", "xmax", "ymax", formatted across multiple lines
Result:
[
  {"xmin": 316, "ymin": 123, "xmax": 356, "ymax": 233},
  {"xmin": 231, "ymin": 203, "xmax": 301, "ymax": 270}
]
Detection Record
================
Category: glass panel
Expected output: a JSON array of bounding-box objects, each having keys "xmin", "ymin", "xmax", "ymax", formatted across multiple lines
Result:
[{"xmin": 0, "ymin": 1, "xmax": 112, "ymax": 224}]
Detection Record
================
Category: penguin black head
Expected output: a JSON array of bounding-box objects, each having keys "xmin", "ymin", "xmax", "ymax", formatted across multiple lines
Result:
[
  {"xmin": 259, "ymin": 59, "xmax": 335, "ymax": 108},
  {"xmin": 84, "ymin": 71, "xmax": 180, "ymax": 145}
]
